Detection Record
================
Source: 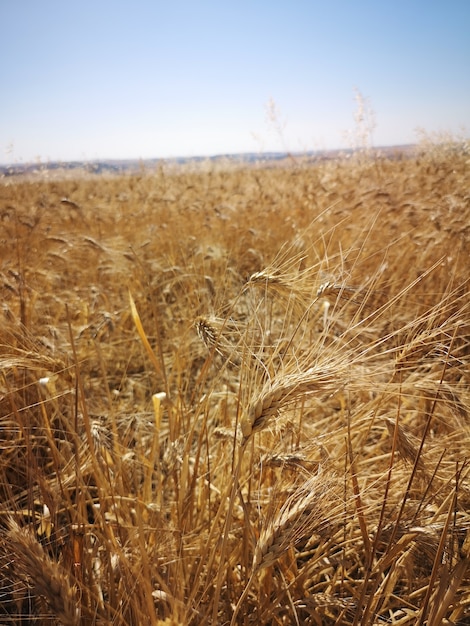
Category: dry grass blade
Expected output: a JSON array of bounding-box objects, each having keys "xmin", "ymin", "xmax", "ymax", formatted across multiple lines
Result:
[{"xmin": 129, "ymin": 289, "xmax": 163, "ymax": 376}]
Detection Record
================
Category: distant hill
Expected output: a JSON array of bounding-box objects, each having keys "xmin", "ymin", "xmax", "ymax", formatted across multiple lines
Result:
[{"xmin": 0, "ymin": 145, "xmax": 416, "ymax": 178}]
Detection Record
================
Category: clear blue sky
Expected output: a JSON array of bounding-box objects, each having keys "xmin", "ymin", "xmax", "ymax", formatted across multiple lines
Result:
[{"xmin": 1, "ymin": 1, "xmax": 469, "ymax": 164}]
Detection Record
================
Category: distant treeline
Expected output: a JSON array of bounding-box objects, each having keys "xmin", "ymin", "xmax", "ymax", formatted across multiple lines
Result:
[{"xmin": 0, "ymin": 145, "xmax": 417, "ymax": 177}]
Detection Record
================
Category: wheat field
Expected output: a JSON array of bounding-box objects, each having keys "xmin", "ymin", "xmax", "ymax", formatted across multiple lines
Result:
[{"xmin": 0, "ymin": 142, "xmax": 469, "ymax": 625}]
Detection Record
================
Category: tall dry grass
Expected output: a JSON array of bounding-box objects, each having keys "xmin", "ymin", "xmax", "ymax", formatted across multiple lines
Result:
[{"xmin": 0, "ymin": 142, "xmax": 469, "ymax": 625}]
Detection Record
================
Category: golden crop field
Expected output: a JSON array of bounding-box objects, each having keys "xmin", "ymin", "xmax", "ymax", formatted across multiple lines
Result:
[{"xmin": 1, "ymin": 143, "xmax": 469, "ymax": 625}]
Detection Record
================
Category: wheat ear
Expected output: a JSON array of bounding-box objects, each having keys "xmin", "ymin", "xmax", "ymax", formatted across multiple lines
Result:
[
  {"xmin": 253, "ymin": 472, "xmax": 338, "ymax": 571},
  {"xmin": 6, "ymin": 519, "xmax": 80, "ymax": 625},
  {"xmin": 195, "ymin": 314, "xmax": 242, "ymax": 365},
  {"xmin": 240, "ymin": 365, "xmax": 343, "ymax": 441},
  {"xmin": 230, "ymin": 472, "xmax": 339, "ymax": 625}
]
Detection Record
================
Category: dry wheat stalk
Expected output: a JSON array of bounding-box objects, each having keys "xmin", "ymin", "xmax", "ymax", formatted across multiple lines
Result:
[
  {"xmin": 243, "ymin": 246, "xmax": 321, "ymax": 315},
  {"xmin": 4, "ymin": 519, "xmax": 80, "ymax": 625}
]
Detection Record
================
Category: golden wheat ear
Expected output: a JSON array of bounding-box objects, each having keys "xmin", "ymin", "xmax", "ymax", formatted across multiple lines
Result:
[
  {"xmin": 194, "ymin": 314, "xmax": 243, "ymax": 366},
  {"xmin": 4, "ymin": 519, "xmax": 79, "ymax": 625},
  {"xmin": 240, "ymin": 363, "xmax": 344, "ymax": 441}
]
